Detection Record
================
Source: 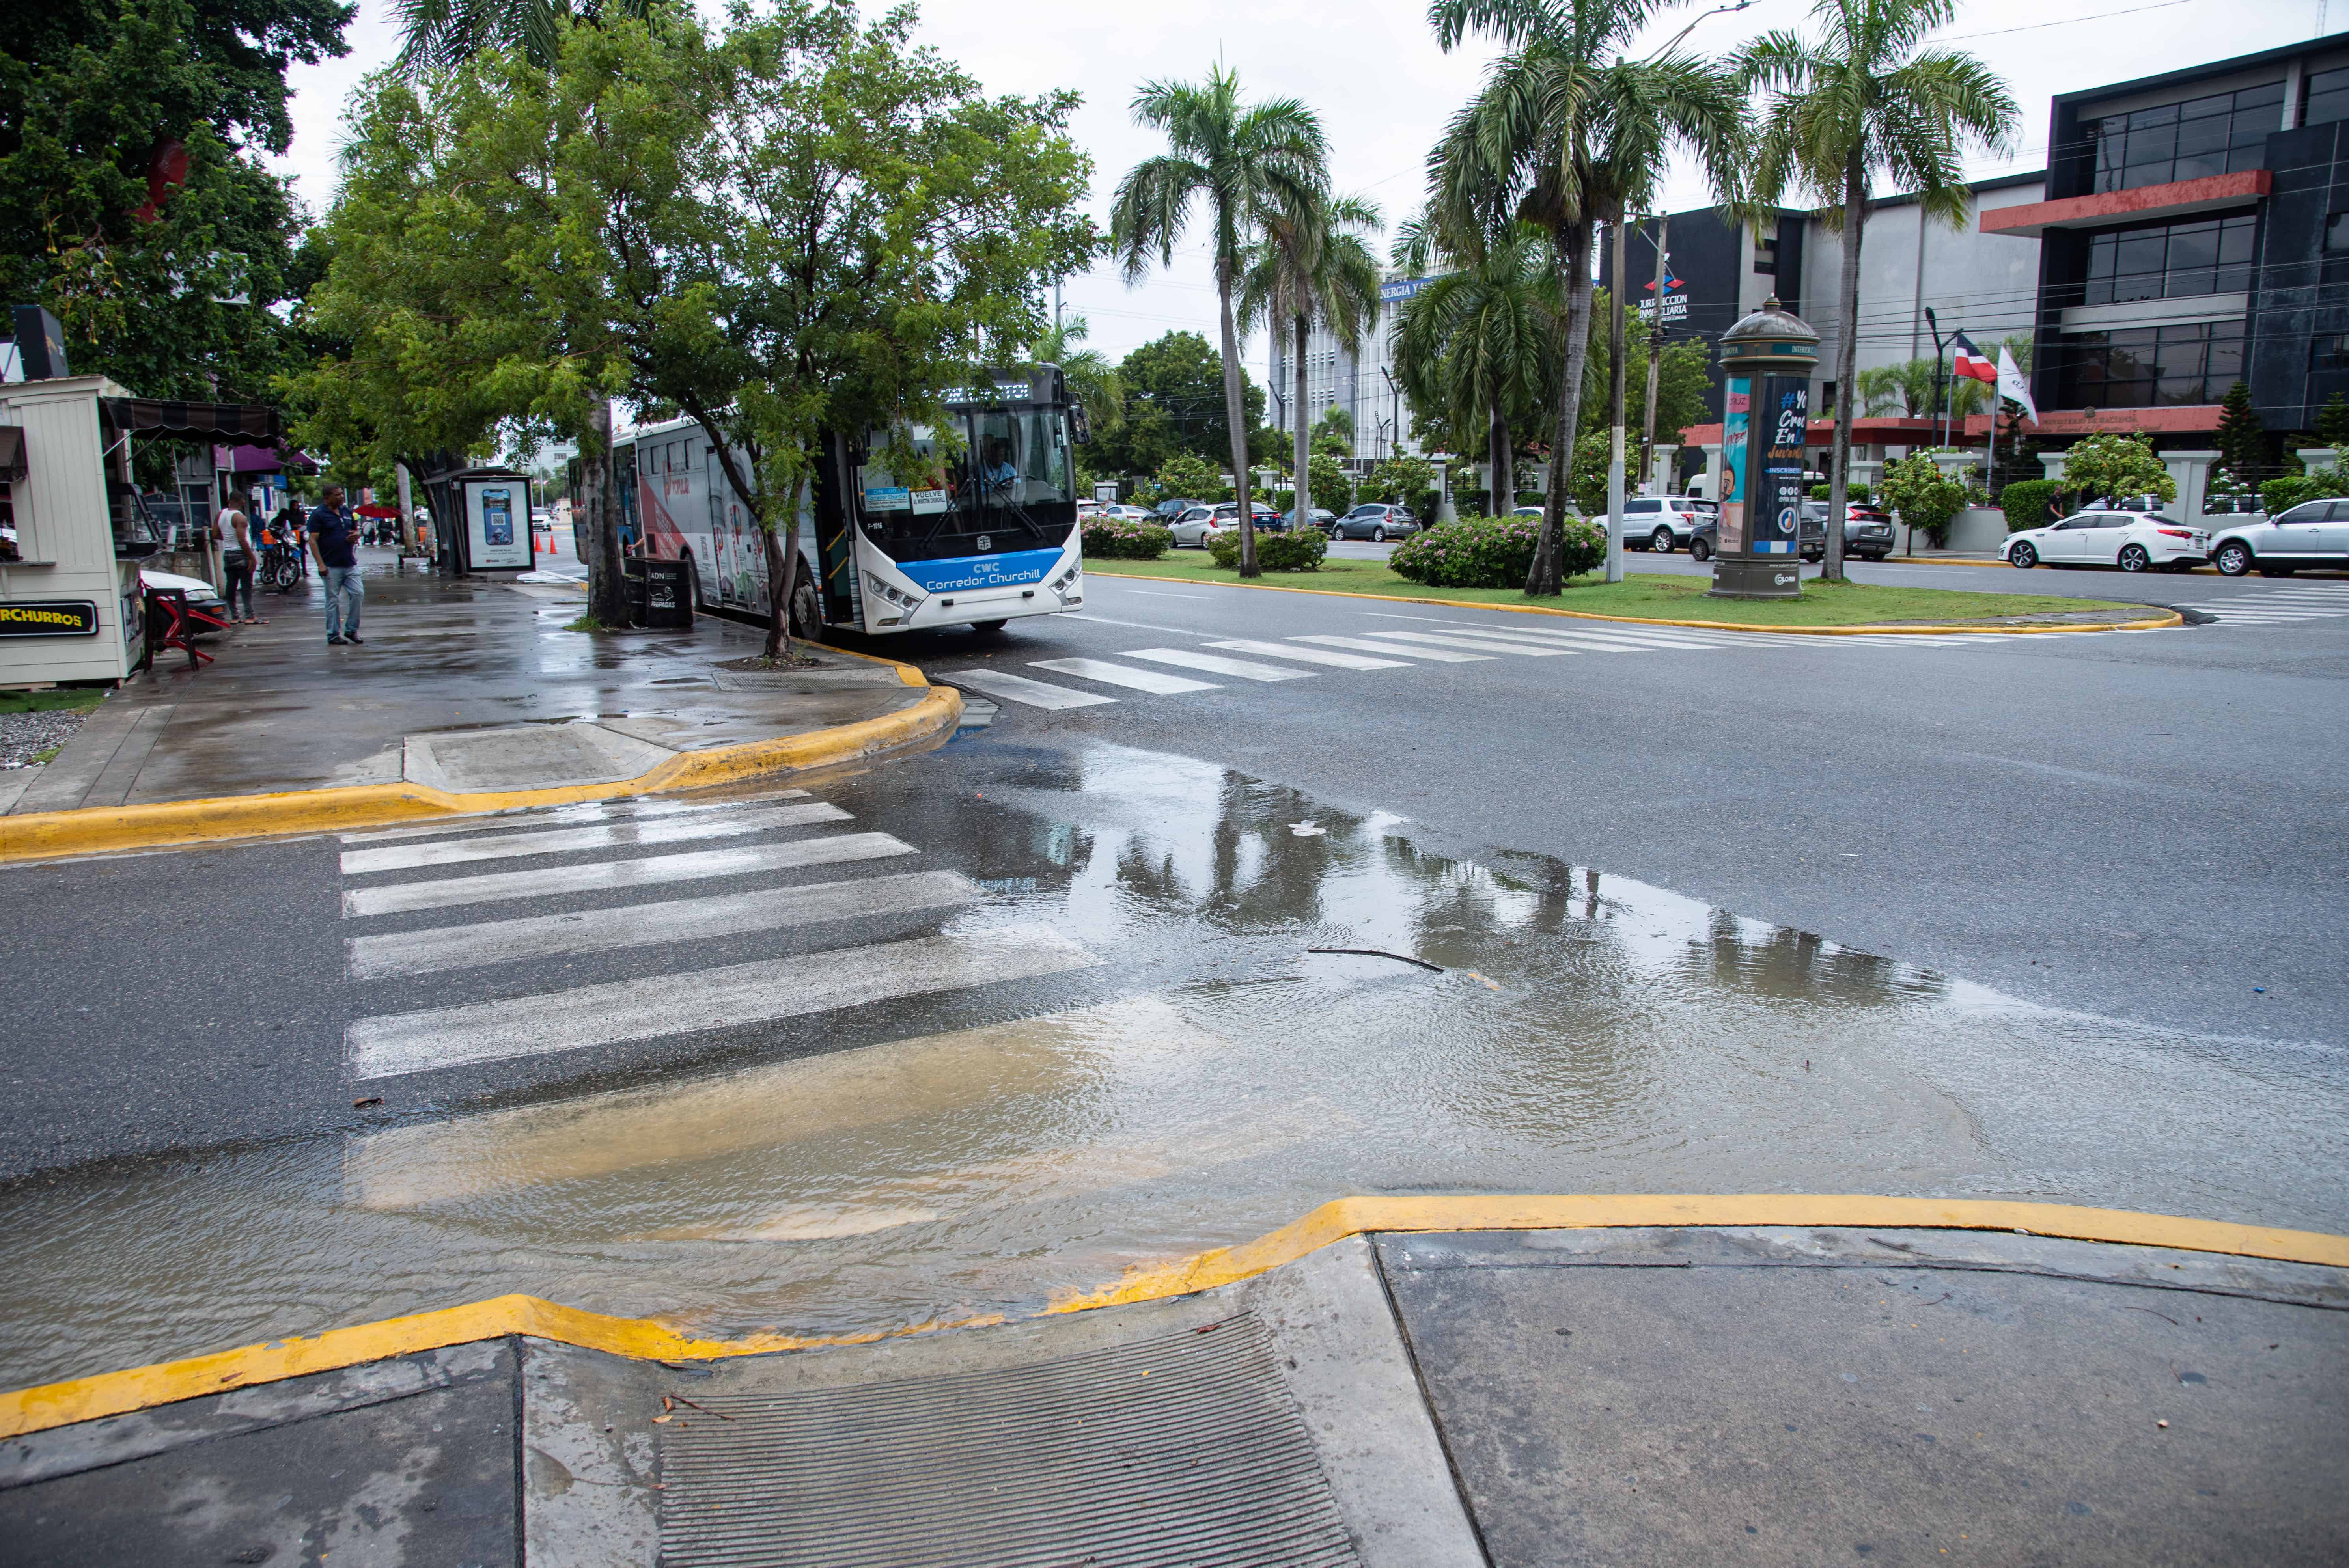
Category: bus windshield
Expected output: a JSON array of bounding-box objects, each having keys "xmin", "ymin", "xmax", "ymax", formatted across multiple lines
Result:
[{"xmin": 854, "ymin": 401, "xmax": 1075, "ymax": 564}]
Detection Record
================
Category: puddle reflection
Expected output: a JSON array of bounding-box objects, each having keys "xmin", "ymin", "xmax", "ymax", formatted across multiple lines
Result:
[{"xmin": 2, "ymin": 740, "xmax": 2343, "ymax": 1389}]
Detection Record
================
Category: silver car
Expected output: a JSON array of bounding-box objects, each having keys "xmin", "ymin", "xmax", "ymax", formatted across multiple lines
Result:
[
  {"xmin": 2207, "ymin": 498, "xmax": 2349, "ymax": 576},
  {"xmin": 1166, "ymin": 506, "xmax": 1228, "ymax": 548}
]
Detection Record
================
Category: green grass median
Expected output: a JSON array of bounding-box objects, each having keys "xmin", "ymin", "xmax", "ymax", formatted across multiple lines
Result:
[{"xmin": 1084, "ymin": 554, "xmax": 2150, "ymax": 627}]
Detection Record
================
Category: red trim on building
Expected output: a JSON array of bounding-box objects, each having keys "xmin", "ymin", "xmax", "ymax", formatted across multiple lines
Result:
[
  {"xmin": 1977, "ymin": 171, "xmax": 2271, "ymax": 238},
  {"xmin": 1677, "ymin": 406, "xmax": 2222, "ymax": 447}
]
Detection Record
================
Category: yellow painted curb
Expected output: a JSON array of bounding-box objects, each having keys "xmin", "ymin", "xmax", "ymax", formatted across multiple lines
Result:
[
  {"xmin": 0, "ymin": 677, "xmax": 961, "ymax": 864},
  {"xmin": 6, "ymin": 1194, "xmax": 2339, "ymax": 1439},
  {"xmin": 1082, "ymin": 569, "xmax": 2182, "ymax": 636}
]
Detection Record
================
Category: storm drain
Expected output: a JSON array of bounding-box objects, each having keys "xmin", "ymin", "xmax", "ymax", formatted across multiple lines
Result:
[{"xmin": 659, "ymin": 1313, "xmax": 1360, "ymax": 1567}]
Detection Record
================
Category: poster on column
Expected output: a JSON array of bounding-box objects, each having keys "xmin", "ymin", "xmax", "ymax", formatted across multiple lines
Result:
[
  {"xmin": 1755, "ymin": 380, "xmax": 1810, "ymax": 556},
  {"xmin": 1719, "ymin": 378, "xmax": 1750, "ymax": 552}
]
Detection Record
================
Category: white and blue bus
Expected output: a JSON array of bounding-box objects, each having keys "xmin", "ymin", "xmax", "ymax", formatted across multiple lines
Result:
[{"xmin": 575, "ymin": 366, "xmax": 1084, "ymax": 637}]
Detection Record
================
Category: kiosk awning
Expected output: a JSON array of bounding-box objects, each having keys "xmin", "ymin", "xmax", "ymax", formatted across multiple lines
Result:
[{"xmin": 98, "ymin": 398, "xmax": 284, "ymax": 443}]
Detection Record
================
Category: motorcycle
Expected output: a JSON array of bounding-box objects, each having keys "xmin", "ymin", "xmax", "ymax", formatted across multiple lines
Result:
[{"xmin": 259, "ymin": 540, "xmax": 305, "ymax": 593}]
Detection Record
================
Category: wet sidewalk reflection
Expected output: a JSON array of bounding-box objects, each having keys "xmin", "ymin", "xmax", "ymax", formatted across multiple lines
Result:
[{"xmin": 2, "ymin": 740, "xmax": 2343, "ymax": 1389}]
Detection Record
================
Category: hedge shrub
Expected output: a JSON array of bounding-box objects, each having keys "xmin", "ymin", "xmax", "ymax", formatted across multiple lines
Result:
[
  {"xmin": 1080, "ymin": 518, "xmax": 1172, "ymax": 560},
  {"xmin": 1206, "ymin": 528, "xmax": 1327, "ymax": 571},
  {"xmin": 2260, "ymin": 472, "xmax": 2348, "ymax": 516},
  {"xmin": 1388, "ymin": 513, "xmax": 1606, "ymax": 589},
  {"xmin": 1997, "ymin": 479, "xmax": 2062, "ymax": 533}
]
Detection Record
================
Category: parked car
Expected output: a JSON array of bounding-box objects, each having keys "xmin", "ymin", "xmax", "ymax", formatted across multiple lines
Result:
[
  {"xmin": 2006, "ymin": 511, "xmax": 2207, "ymax": 572},
  {"xmin": 1285, "ymin": 507, "xmax": 1338, "ymax": 532},
  {"xmin": 1166, "ymin": 505, "xmax": 1227, "ymax": 548},
  {"xmin": 1330, "ymin": 503, "xmax": 1419, "ymax": 541},
  {"xmin": 140, "ymin": 566, "xmax": 229, "ymax": 622},
  {"xmin": 1800, "ymin": 501, "xmax": 1897, "ymax": 561},
  {"xmin": 1212, "ymin": 501, "xmax": 1288, "ymax": 532},
  {"xmin": 1619, "ymin": 496, "xmax": 1719, "ymax": 553},
  {"xmin": 1687, "ymin": 509, "xmax": 1827, "ymax": 563},
  {"xmin": 2207, "ymin": 498, "xmax": 2349, "ymax": 576},
  {"xmin": 1153, "ymin": 498, "xmax": 1211, "ymax": 522}
]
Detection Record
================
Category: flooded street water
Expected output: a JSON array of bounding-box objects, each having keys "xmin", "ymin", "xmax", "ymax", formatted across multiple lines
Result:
[{"xmin": 4, "ymin": 740, "xmax": 2344, "ymax": 1390}]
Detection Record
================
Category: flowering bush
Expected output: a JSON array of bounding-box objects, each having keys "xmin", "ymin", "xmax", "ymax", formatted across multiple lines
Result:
[
  {"xmin": 1080, "ymin": 517, "xmax": 1172, "ymax": 560},
  {"xmin": 1207, "ymin": 528, "xmax": 1326, "ymax": 571},
  {"xmin": 1389, "ymin": 513, "xmax": 1604, "ymax": 588}
]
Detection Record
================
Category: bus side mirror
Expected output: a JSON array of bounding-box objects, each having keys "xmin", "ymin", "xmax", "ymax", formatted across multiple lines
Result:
[{"xmin": 1069, "ymin": 405, "xmax": 1091, "ymax": 446}]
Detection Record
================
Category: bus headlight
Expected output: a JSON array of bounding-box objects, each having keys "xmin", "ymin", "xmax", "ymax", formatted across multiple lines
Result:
[{"xmin": 863, "ymin": 572, "xmax": 924, "ymax": 612}]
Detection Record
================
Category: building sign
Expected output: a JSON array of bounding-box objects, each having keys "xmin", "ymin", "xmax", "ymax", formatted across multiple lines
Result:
[
  {"xmin": 0, "ymin": 600, "xmax": 99, "ymax": 637},
  {"xmin": 1634, "ymin": 253, "xmax": 1690, "ymax": 323},
  {"xmin": 1379, "ymin": 277, "xmax": 1437, "ymax": 303}
]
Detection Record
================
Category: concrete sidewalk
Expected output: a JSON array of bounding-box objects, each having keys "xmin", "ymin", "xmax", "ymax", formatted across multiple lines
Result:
[
  {"xmin": 4, "ymin": 1214, "xmax": 2342, "ymax": 1566},
  {"xmin": 0, "ymin": 551, "xmax": 959, "ymax": 851}
]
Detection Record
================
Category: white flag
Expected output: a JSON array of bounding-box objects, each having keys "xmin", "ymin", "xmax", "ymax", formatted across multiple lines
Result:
[{"xmin": 1997, "ymin": 345, "xmax": 2038, "ymax": 425}]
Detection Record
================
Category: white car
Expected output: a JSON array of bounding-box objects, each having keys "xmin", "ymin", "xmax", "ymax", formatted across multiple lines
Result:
[
  {"xmin": 2207, "ymin": 499, "xmax": 2349, "ymax": 576},
  {"xmin": 2005, "ymin": 510, "xmax": 2207, "ymax": 573},
  {"xmin": 1166, "ymin": 505, "xmax": 1233, "ymax": 548},
  {"xmin": 1621, "ymin": 496, "xmax": 1719, "ymax": 553},
  {"xmin": 140, "ymin": 567, "xmax": 228, "ymax": 613}
]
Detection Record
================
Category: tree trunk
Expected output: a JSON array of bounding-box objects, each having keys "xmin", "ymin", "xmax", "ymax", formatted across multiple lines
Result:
[
  {"xmin": 1605, "ymin": 213, "xmax": 1628, "ymax": 585},
  {"xmin": 585, "ymin": 397, "xmax": 629, "ymax": 627},
  {"xmin": 1640, "ymin": 214, "xmax": 1669, "ymax": 494},
  {"xmin": 1215, "ymin": 270, "xmax": 1259, "ymax": 576},
  {"xmin": 1825, "ymin": 158, "xmax": 1866, "ymax": 584},
  {"xmin": 1529, "ymin": 220, "xmax": 1595, "ymax": 597},
  {"xmin": 762, "ymin": 473, "xmax": 805, "ymax": 661},
  {"xmin": 1489, "ymin": 397, "xmax": 1511, "ymax": 515},
  {"xmin": 1293, "ymin": 313, "xmax": 1312, "ymax": 531}
]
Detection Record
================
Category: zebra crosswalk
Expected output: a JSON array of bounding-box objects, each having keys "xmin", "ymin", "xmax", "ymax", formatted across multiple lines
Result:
[
  {"xmin": 942, "ymin": 616, "xmax": 2049, "ymax": 712},
  {"xmin": 336, "ymin": 795, "xmax": 1092, "ymax": 1082},
  {"xmin": 2176, "ymin": 584, "xmax": 2349, "ymax": 625}
]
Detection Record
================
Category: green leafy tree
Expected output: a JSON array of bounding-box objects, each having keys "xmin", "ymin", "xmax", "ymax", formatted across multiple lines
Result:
[
  {"xmin": 297, "ymin": 0, "xmax": 1095, "ymax": 644},
  {"xmin": 1392, "ymin": 214, "xmax": 1558, "ymax": 515},
  {"xmin": 2, "ymin": 0, "xmax": 353, "ymax": 401},
  {"xmin": 1112, "ymin": 66, "xmax": 1324, "ymax": 577},
  {"xmin": 2212, "ymin": 379, "xmax": 2265, "ymax": 483},
  {"xmin": 1876, "ymin": 451, "xmax": 1966, "ymax": 547},
  {"xmin": 1308, "ymin": 451, "xmax": 1352, "ymax": 513},
  {"xmin": 1029, "ymin": 313, "xmax": 1123, "ymax": 444},
  {"xmin": 1364, "ymin": 453, "xmax": 1438, "ymax": 515},
  {"xmin": 394, "ymin": 0, "xmax": 650, "ymax": 73},
  {"xmin": 1240, "ymin": 187, "xmax": 1381, "ymax": 528},
  {"xmin": 1740, "ymin": 0, "xmax": 2018, "ymax": 581},
  {"xmin": 2060, "ymin": 433, "xmax": 2175, "ymax": 507},
  {"xmin": 2317, "ymin": 392, "xmax": 2349, "ymax": 447},
  {"xmin": 1311, "ymin": 405, "xmax": 1354, "ymax": 458},
  {"xmin": 1097, "ymin": 332, "xmax": 1262, "ymax": 478},
  {"xmin": 1153, "ymin": 451, "xmax": 1222, "ymax": 503},
  {"xmin": 1429, "ymin": 0, "xmax": 1745, "ymax": 596}
]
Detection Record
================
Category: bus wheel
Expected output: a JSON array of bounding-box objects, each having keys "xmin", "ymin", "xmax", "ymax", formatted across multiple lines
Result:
[
  {"xmin": 788, "ymin": 569, "xmax": 821, "ymax": 641},
  {"xmin": 970, "ymin": 620, "xmax": 1008, "ymax": 634}
]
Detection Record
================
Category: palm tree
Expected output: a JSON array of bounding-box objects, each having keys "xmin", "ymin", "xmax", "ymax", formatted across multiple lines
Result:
[
  {"xmin": 1739, "ymin": 0, "xmax": 2017, "ymax": 580},
  {"xmin": 1429, "ymin": 0, "xmax": 1743, "ymax": 594},
  {"xmin": 392, "ymin": 0, "xmax": 651, "ymax": 74},
  {"xmin": 1030, "ymin": 313, "xmax": 1124, "ymax": 442},
  {"xmin": 1112, "ymin": 67, "xmax": 1327, "ymax": 577},
  {"xmin": 1239, "ymin": 192, "xmax": 1383, "ymax": 535},
  {"xmin": 1391, "ymin": 212, "xmax": 1558, "ymax": 514}
]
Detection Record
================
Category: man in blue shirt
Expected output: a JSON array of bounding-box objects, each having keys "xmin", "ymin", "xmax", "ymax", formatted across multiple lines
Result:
[{"xmin": 306, "ymin": 485, "xmax": 364, "ymax": 645}]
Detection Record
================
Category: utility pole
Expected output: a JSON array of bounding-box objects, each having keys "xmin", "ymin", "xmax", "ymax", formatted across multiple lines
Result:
[{"xmin": 1606, "ymin": 216, "xmax": 1629, "ymax": 584}]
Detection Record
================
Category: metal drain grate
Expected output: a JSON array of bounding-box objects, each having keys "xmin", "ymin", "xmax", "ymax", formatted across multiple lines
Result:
[{"xmin": 659, "ymin": 1313, "xmax": 1360, "ymax": 1567}]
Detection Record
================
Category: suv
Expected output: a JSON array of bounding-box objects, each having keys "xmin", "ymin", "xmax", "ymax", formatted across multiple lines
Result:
[
  {"xmin": 1331, "ymin": 503, "xmax": 1418, "ymax": 541},
  {"xmin": 1800, "ymin": 501, "xmax": 1897, "ymax": 561},
  {"xmin": 2207, "ymin": 498, "xmax": 2349, "ymax": 576},
  {"xmin": 1620, "ymin": 496, "xmax": 1718, "ymax": 553}
]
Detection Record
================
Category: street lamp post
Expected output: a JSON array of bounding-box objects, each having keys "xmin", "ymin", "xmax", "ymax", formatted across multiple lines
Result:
[
  {"xmin": 1924, "ymin": 306, "xmax": 1954, "ymax": 449},
  {"xmin": 1709, "ymin": 296, "xmax": 1821, "ymax": 600}
]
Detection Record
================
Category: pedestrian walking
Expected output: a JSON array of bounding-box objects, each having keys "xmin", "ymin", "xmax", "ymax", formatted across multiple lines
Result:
[
  {"xmin": 216, "ymin": 492, "xmax": 259, "ymax": 624},
  {"xmin": 308, "ymin": 485, "xmax": 365, "ymax": 645}
]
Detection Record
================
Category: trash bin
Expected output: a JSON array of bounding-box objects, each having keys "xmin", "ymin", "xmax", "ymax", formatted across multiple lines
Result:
[{"xmin": 628, "ymin": 557, "xmax": 693, "ymax": 630}]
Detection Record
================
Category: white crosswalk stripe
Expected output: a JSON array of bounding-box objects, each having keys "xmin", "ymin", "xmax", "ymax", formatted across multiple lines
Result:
[
  {"xmin": 342, "ymin": 832, "xmax": 916, "ymax": 917},
  {"xmin": 1112, "ymin": 647, "xmax": 1316, "ymax": 681},
  {"xmin": 1205, "ymin": 639, "xmax": 1412, "ymax": 669},
  {"xmin": 1289, "ymin": 634, "xmax": 1493, "ymax": 662},
  {"xmin": 347, "ymin": 923, "xmax": 1098, "ymax": 1080},
  {"xmin": 946, "ymin": 668, "xmax": 1119, "ymax": 709},
  {"xmin": 1357, "ymin": 629, "xmax": 1581, "ymax": 656},
  {"xmin": 338, "ymin": 800, "xmax": 849, "ymax": 876},
  {"xmin": 336, "ymin": 794, "xmax": 799, "ymax": 846},
  {"xmin": 1025, "ymin": 657, "xmax": 1220, "ymax": 694},
  {"xmin": 345, "ymin": 869, "xmax": 981, "ymax": 980},
  {"xmin": 2177, "ymin": 584, "xmax": 2349, "ymax": 623}
]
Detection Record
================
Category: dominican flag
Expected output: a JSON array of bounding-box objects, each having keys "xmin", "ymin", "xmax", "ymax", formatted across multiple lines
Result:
[{"xmin": 1952, "ymin": 332, "xmax": 1998, "ymax": 384}]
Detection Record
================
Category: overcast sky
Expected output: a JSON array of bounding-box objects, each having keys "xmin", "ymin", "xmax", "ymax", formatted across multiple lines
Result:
[{"xmin": 269, "ymin": 0, "xmax": 2340, "ymax": 381}]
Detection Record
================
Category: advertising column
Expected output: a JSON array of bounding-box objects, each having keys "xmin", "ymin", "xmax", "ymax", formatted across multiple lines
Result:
[{"xmin": 1708, "ymin": 298, "xmax": 1819, "ymax": 600}]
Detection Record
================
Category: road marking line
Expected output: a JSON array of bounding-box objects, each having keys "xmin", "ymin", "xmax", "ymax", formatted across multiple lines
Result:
[
  {"xmin": 1290, "ymin": 634, "xmax": 1493, "ymax": 662},
  {"xmin": 1026, "ymin": 658, "xmax": 1220, "ymax": 694},
  {"xmin": 1357, "ymin": 629, "xmax": 1581, "ymax": 656},
  {"xmin": 341, "ymin": 833, "xmax": 916, "ymax": 918},
  {"xmin": 345, "ymin": 869, "xmax": 981, "ymax": 980},
  {"xmin": 1434, "ymin": 624, "xmax": 1706, "ymax": 653},
  {"xmin": 1206, "ymin": 639, "xmax": 1412, "ymax": 670},
  {"xmin": 1112, "ymin": 647, "xmax": 1315, "ymax": 681},
  {"xmin": 944, "ymin": 669, "xmax": 1118, "ymax": 709},
  {"xmin": 340, "ymin": 800, "xmax": 849, "ymax": 875},
  {"xmin": 346, "ymin": 924, "xmax": 1099, "ymax": 1080},
  {"xmin": 1125, "ymin": 590, "xmax": 1213, "ymax": 599},
  {"xmin": 337, "ymin": 794, "xmax": 801, "ymax": 846}
]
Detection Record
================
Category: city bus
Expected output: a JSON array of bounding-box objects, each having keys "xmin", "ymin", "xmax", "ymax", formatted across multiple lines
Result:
[{"xmin": 568, "ymin": 366, "xmax": 1085, "ymax": 636}]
